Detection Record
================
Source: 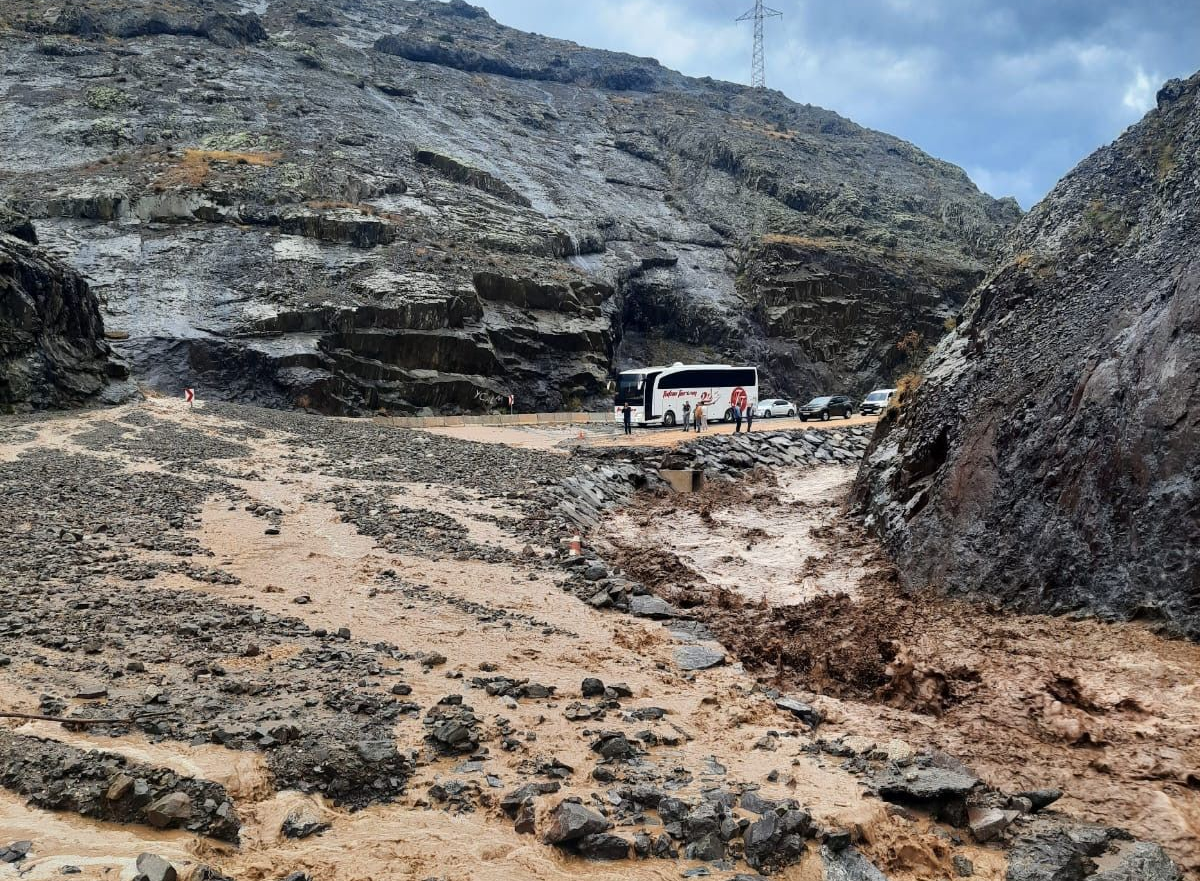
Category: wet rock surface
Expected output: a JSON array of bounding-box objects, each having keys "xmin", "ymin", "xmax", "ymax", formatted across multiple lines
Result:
[
  {"xmin": 0, "ymin": 0, "xmax": 1016, "ymax": 415},
  {"xmin": 0, "ymin": 231, "xmax": 125, "ymax": 411},
  {"xmin": 854, "ymin": 69, "xmax": 1200, "ymax": 638}
]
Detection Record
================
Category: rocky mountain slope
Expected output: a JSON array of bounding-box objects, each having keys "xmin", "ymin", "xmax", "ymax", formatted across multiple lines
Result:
[
  {"xmin": 0, "ymin": 0, "xmax": 1018, "ymax": 414},
  {"xmin": 0, "ymin": 221, "xmax": 125, "ymax": 411},
  {"xmin": 854, "ymin": 71, "xmax": 1200, "ymax": 637}
]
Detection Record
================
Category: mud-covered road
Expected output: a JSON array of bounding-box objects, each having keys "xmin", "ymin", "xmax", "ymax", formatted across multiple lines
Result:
[{"xmin": 0, "ymin": 400, "xmax": 1193, "ymax": 881}]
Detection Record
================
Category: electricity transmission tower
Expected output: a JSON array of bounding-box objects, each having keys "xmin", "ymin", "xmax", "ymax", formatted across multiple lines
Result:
[{"xmin": 736, "ymin": 1, "xmax": 783, "ymax": 89}]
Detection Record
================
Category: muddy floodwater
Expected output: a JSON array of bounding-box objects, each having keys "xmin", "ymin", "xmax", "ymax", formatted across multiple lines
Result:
[
  {"xmin": 0, "ymin": 401, "xmax": 1195, "ymax": 880},
  {"xmin": 601, "ymin": 467, "xmax": 1200, "ymax": 877}
]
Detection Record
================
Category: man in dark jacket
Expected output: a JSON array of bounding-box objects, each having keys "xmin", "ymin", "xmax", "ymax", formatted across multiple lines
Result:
[
  {"xmin": 745, "ymin": 401, "xmax": 755, "ymax": 433},
  {"xmin": 622, "ymin": 402, "xmax": 633, "ymax": 435},
  {"xmin": 681, "ymin": 401, "xmax": 691, "ymax": 432},
  {"xmin": 733, "ymin": 403, "xmax": 743, "ymax": 433}
]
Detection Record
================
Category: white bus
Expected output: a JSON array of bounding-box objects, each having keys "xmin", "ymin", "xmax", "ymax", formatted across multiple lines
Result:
[{"xmin": 613, "ymin": 363, "xmax": 759, "ymax": 427}]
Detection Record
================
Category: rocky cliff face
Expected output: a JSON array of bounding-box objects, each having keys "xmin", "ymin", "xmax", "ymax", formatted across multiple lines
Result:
[
  {"xmin": 854, "ymin": 72, "xmax": 1200, "ymax": 637},
  {"xmin": 0, "ymin": 0, "xmax": 1017, "ymax": 414},
  {"xmin": 0, "ymin": 228, "xmax": 124, "ymax": 411}
]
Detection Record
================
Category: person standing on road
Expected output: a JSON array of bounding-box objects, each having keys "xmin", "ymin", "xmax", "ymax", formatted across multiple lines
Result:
[
  {"xmin": 681, "ymin": 401, "xmax": 691, "ymax": 432},
  {"xmin": 745, "ymin": 401, "xmax": 755, "ymax": 433},
  {"xmin": 622, "ymin": 401, "xmax": 632, "ymax": 436},
  {"xmin": 733, "ymin": 403, "xmax": 743, "ymax": 433},
  {"xmin": 693, "ymin": 404, "xmax": 703, "ymax": 433}
]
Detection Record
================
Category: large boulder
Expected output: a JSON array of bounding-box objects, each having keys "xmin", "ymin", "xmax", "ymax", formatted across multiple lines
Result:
[
  {"xmin": 1090, "ymin": 842, "xmax": 1183, "ymax": 881},
  {"xmin": 540, "ymin": 801, "xmax": 610, "ymax": 845},
  {"xmin": 0, "ymin": 232, "xmax": 121, "ymax": 411},
  {"xmin": 854, "ymin": 70, "xmax": 1200, "ymax": 638},
  {"xmin": 1005, "ymin": 832, "xmax": 1095, "ymax": 881}
]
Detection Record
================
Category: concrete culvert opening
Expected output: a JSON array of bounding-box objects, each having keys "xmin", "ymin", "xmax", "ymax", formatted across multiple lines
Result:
[{"xmin": 658, "ymin": 468, "xmax": 705, "ymax": 493}]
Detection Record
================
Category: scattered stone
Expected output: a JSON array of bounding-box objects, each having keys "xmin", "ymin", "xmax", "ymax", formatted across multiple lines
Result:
[
  {"xmin": 106, "ymin": 773, "xmax": 135, "ymax": 801},
  {"xmin": 1004, "ymin": 832, "xmax": 1095, "ymax": 881},
  {"xmin": 282, "ymin": 807, "xmax": 330, "ymax": 839},
  {"xmin": 514, "ymin": 801, "xmax": 537, "ymax": 835},
  {"xmin": 739, "ymin": 791, "xmax": 777, "ymax": 815},
  {"xmin": 0, "ymin": 841, "xmax": 31, "ymax": 864},
  {"xmin": 1008, "ymin": 796, "xmax": 1035, "ymax": 814},
  {"xmin": 541, "ymin": 801, "xmax": 610, "ymax": 844},
  {"xmin": 629, "ymin": 595, "xmax": 682, "ymax": 619},
  {"xmin": 775, "ymin": 697, "xmax": 822, "ymax": 728},
  {"xmin": 144, "ymin": 792, "xmax": 192, "ymax": 829},
  {"xmin": 884, "ymin": 739, "xmax": 915, "ymax": 763},
  {"xmin": 1090, "ymin": 842, "xmax": 1182, "ymax": 881},
  {"xmin": 872, "ymin": 764, "xmax": 979, "ymax": 803},
  {"xmin": 1015, "ymin": 788, "xmax": 1064, "ymax": 812},
  {"xmin": 591, "ymin": 731, "xmax": 636, "ymax": 761},
  {"xmin": 742, "ymin": 810, "xmax": 808, "ymax": 873},
  {"xmin": 581, "ymin": 677, "xmax": 605, "ymax": 697},
  {"xmin": 825, "ymin": 830, "xmax": 852, "ymax": 853},
  {"xmin": 684, "ymin": 831, "xmax": 726, "ymax": 862},
  {"xmin": 424, "ymin": 697, "xmax": 480, "ymax": 754},
  {"xmin": 577, "ymin": 833, "xmax": 631, "ymax": 860},
  {"xmin": 500, "ymin": 782, "xmax": 560, "ymax": 818},
  {"xmin": 135, "ymin": 853, "xmax": 176, "ymax": 881},
  {"xmin": 822, "ymin": 845, "xmax": 889, "ymax": 881},
  {"xmin": 674, "ymin": 645, "xmax": 725, "ymax": 671},
  {"xmin": 953, "ymin": 854, "xmax": 975, "ymax": 877},
  {"xmin": 968, "ymin": 806, "xmax": 1018, "ymax": 843}
]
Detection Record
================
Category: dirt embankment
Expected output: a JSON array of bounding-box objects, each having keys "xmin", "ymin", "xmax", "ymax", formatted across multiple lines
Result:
[{"xmin": 601, "ymin": 468, "xmax": 1200, "ymax": 877}]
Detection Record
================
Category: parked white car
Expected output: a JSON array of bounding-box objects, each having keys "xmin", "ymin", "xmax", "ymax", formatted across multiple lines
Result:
[{"xmin": 753, "ymin": 398, "xmax": 796, "ymax": 418}]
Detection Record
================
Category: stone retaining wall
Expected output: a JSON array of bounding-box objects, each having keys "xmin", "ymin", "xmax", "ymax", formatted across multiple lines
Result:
[
  {"xmin": 548, "ymin": 426, "xmax": 874, "ymax": 530},
  {"xmin": 376, "ymin": 412, "xmax": 614, "ymax": 429}
]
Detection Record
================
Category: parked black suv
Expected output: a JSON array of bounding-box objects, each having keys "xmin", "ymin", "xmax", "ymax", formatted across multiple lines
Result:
[{"xmin": 798, "ymin": 395, "xmax": 854, "ymax": 421}]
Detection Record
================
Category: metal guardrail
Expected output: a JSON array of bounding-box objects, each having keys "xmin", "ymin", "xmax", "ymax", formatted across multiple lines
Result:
[{"xmin": 375, "ymin": 412, "xmax": 614, "ymax": 428}]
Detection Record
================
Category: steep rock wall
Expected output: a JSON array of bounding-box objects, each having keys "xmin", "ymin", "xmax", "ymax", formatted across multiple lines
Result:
[
  {"xmin": 0, "ymin": 0, "xmax": 1017, "ymax": 414},
  {"xmin": 854, "ymin": 72, "xmax": 1200, "ymax": 637},
  {"xmin": 0, "ymin": 231, "xmax": 121, "ymax": 410}
]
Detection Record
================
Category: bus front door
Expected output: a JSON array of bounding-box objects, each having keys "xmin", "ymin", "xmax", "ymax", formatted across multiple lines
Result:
[{"xmin": 641, "ymin": 372, "xmax": 661, "ymax": 422}]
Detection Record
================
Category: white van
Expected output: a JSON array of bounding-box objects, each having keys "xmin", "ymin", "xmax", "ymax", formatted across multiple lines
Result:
[{"xmin": 859, "ymin": 388, "xmax": 896, "ymax": 416}]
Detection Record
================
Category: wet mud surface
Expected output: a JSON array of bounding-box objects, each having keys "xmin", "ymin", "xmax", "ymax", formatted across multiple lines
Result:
[{"xmin": 0, "ymin": 400, "xmax": 1194, "ymax": 881}]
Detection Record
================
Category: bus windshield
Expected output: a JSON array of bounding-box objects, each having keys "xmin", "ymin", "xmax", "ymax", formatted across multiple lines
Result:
[{"xmin": 615, "ymin": 372, "xmax": 646, "ymax": 403}]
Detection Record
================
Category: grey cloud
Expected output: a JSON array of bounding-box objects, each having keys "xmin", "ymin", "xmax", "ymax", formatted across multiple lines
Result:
[{"xmin": 478, "ymin": 0, "xmax": 1198, "ymax": 207}]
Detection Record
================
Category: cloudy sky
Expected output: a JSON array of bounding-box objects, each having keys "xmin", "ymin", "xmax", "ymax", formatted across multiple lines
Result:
[{"xmin": 476, "ymin": 0, "xmax": 1198, "ymax": 208}]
